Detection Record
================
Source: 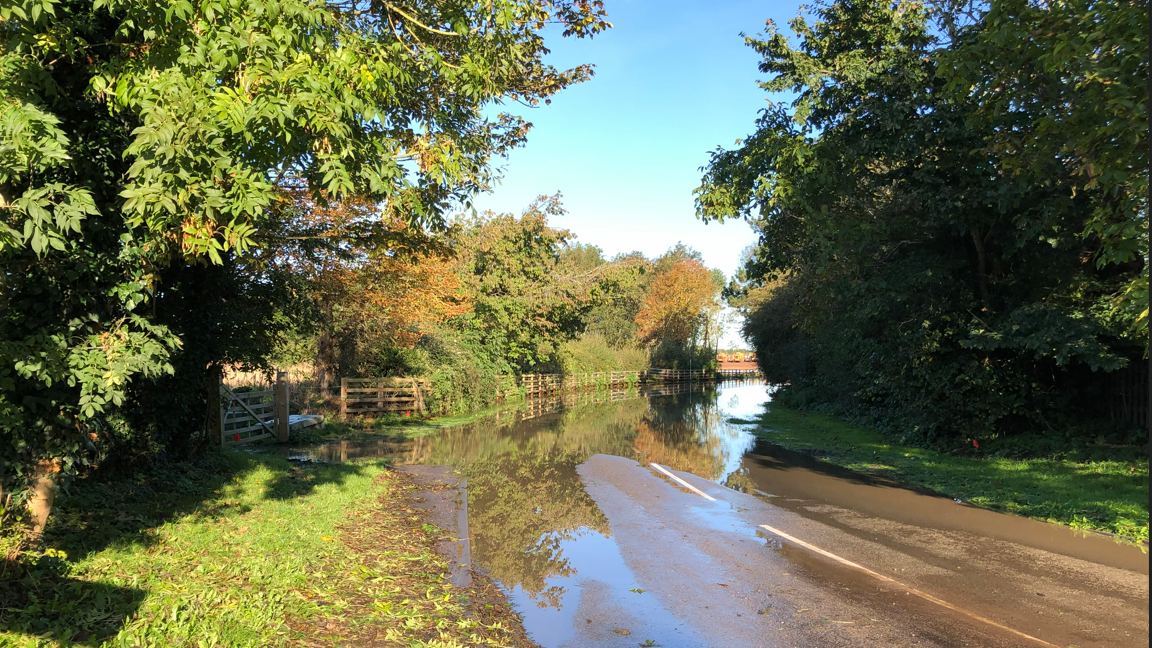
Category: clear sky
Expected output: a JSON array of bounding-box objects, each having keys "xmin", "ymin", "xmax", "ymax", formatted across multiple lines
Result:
[{"xmin": 470, "ymin": 0, "xmax": 803, "ymax": 346}]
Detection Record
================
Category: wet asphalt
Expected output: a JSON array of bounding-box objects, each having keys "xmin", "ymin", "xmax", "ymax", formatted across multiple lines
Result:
[
  {"xmin": 287, "ymin": 382, "xmax": 1149, "ymax": 648},
  {"xmin": 559, "ymin": 454, "xmax": 1147, "ymax": 648}
]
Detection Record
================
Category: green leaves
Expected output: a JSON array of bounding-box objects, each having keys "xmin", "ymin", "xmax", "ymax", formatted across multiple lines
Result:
[
  {"xmin": 8, "ymin": 183, "xmax": 97, "ymax": 255},
  {"xmin": 0, "ymin": 0, "xmax": 58, "ymax": 24},
  {"xmin": 0, "ymin": 0, "xmax": 610, "ymax": 504},
  {"xmin": 938, "ymin": 0, "xmax": 1148, "ymax": 340},
  {"xmin": 87, "ymin": 0, "xmax": 609, "ymax": 262},
  {"xmin": 701, "ymin": 0, "xmax": 1147, "ymax": 443},
  {"xmin": 0, "ymin": 101, "xmax": 96, "ymax": 255}
]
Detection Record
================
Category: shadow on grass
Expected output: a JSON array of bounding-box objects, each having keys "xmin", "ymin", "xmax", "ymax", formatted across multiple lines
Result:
[
  {"xmin": 0, "ymin": 557, "xmax": 145, "ymax": 647},
  {"xmin": 0, "ymin": 449, "xmax": 378, "ymax": 644}
]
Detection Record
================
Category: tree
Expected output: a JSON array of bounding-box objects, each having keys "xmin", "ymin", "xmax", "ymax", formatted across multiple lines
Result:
[
  {"xmin": 452, "ymin": 196, "xmax": 607, "ymax": 371},
  {"xmin": 1, "ymin": 0, "xmax": 609, "ymax": 527},
  {"xmin": 634, "ymin": 258, "xmax": 723, "ymax": 368},
  {"xmin": 939, "ymin": 0, "xmax": 1148, "ymax": 339},
  {"xmin": 696, "ymin": 0, "xmax": 1146, "ymax": 444},
  {"xmin": 578, "ymin": 250, "xmax": 649, "ymax": 348},
  {"xmin": 266, "ymin": 192, "xmax": 470, "ymax": 390}
]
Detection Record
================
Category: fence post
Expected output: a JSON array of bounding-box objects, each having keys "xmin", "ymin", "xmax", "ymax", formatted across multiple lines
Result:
[
  {"xmin": 411, "ymin": 377, "xmax": 425, "ymax": 414},
  {"xmin": 212, "ymin": 373, "xmax": 225, "ymax": 447},
  {"xmin": 275, "ymin": 371, "xmax": 290, "ymax": 442},
  {"xmin": 340, "ymin": 377, "xmax": 348, "ymax": 420}
]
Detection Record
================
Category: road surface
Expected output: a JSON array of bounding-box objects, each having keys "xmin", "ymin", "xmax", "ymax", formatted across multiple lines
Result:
[{"xmin": 509, "ymin": 453, "xmax": 1148, "ymax": 648}]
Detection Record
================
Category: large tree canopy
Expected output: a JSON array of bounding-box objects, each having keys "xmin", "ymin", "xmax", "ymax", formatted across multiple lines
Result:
[
  {"xmin": 3, "ymin": 0, "xmax": 608, "ymax": 258},
  {"xmin": 0, "ymin": 0, "xmax": 608, "ymax": 501},
  {"xmin": 698, "ymin": 0, "xmax": 1146, "ymax": 445}
]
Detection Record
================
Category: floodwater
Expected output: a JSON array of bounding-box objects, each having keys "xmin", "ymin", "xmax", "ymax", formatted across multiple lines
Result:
[{"xmin": 289, "ymin": 380, "xmax": 1149, "ymax": 648}]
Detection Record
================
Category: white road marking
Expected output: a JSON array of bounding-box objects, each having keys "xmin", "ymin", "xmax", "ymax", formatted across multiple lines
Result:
[
  {"xmin": 759, "ymin": 524, "xmax": 1062, "ymax": 648},
  {"xmin": 650, "ymin": 463, "xmax": 717, "ymax": 501}
]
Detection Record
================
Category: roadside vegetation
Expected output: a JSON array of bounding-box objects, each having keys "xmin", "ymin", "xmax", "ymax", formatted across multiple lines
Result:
[
  {"xmin": 0, "ymin": 0, "xmax": 731, "ymax": 548},
  {"xmin": 738, "ymin": 405, "xmax": 1149, "ymax": 543},
  {"xmin": 0, "ymin": 451, "xmax": 533, "ymax": 647},
  {"xmin": 699, "ymin": 1, "xmax": 1147, "ymax": 460},
  {"xmin": 273, "ymin": 200, "xmax": 730, "ymax": 418}
]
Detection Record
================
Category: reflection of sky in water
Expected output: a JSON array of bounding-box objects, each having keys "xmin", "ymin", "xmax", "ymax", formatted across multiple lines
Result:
[
  {"xmin": 708, "ymin": 382, "xmax": 772, "ymax": 485},
  {"xmin": 715, "ymin": 381, "xmax": 773, "ymax": 420},
  {"xmin": 506, "ymin": 527, "xmax": 699, "ymax": 648}
]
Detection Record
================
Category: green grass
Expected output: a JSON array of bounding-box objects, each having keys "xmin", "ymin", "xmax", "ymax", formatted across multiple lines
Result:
[
  {"xmin": 0, "ymin": 452, "xmax": 530, "ymax": 648},
  {"xmin": 738, "ymin": 406, "xmax": 1149, "ymax": 543}
]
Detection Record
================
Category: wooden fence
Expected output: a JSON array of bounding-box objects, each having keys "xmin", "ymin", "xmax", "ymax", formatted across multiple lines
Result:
[
  {"xmin": 218, "ymin": 377, "xmax": 288, "ymax": 447},
  {"xmin": 339, "ymin": 377, "xmax": 429, "ymax": 418},
  {"xmin": 497, "ymin": 369, "xmax": 717, "ymax": 398},
  {"xmin": 310, "ymin": 367, "xmax": 761, "ymax": 421},
  {"xmin": 643, "ymin": 369, "xmax": 709, "ymax": 383},
  {"xmin": 565, "ymin": 371, "xmax": 643, "ymax": 390}
]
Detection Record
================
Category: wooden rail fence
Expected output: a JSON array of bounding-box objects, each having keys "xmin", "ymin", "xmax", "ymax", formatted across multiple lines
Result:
[
  {"xmin": 339, "ymin": 377, "xmax": 429, "ymax": 418},
  {"xmin": 505, "ymin": 369, "xmax": 714, "ymax": 397},
  {"xmin": 320, "ymin": 367, "xmax": 762, "ymax": 420}
]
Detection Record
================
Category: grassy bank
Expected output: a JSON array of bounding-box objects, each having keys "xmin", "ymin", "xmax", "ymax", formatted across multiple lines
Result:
[
  {"xmin": 0, "ymin": 452, "xmax": 533, "ymax": 648},
  {"xmin": 738, "ymin": 406, "xmax": 1149, "ymax": 543}
]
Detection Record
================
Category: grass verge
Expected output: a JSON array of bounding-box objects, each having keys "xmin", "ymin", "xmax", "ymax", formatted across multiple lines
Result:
[
  {"xmin": 737, "ymin": 406, "xmax": 1149, "ymax": 543},
  {"xmin": 0, "ymin": 452, "xmax": 534, "ymax": 648}
]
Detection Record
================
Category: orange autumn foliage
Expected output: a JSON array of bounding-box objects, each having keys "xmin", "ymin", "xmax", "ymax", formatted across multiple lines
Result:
[
  {"xmin": 634, "ymin": 259, "xmax": 720, "ymax": 346},
  {"xmin": 278, "ymin": 192, "xmax": 470, "ymax": 348}
]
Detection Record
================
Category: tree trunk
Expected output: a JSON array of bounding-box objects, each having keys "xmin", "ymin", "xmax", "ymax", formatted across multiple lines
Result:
[
  {"xmin": 317, "ymin": 302, "xmax": 337, "ymax": 401},
  {"xmin": 28, "ymin": 462, "xmax": 59, "ymax": 538}
]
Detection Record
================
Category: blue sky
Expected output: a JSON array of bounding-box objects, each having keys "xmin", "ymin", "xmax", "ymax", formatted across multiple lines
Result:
[{"xmin": 471, "ymin": 0, "xmax": 803, "ymax": 285}]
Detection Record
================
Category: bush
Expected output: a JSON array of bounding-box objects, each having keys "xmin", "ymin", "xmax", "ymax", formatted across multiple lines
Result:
[{"xmin": 561, "ymin": 335, "xmax": 648, "ymax": 374}]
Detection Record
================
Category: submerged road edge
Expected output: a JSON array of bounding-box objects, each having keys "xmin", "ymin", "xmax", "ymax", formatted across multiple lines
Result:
[{"xmin": 759, "ymin": 522, "xmax": 1064, "ymax": 647}]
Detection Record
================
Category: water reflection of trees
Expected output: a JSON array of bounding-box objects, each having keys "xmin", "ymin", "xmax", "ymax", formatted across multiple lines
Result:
[
  {"xmin": 408, "ymin": 399, "xmax": 647, "ymax": 605},
  {"xmin": 630, "ymin": 392, "xmax": 752, "ymax": 482},
  {"xmin": 403, "ymin": 382, "xmax": 758, "ymax": 607}
]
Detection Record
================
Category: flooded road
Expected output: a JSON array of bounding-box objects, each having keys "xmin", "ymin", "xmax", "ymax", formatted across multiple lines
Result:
[{"xmin": 291, "ymin": 381, "xmax": 1149, "ymax": 648}]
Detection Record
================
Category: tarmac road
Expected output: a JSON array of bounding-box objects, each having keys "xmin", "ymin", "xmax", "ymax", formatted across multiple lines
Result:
[{"xmin": 530, "ymin": 453, "xmax": 1150, "ymax": 648}]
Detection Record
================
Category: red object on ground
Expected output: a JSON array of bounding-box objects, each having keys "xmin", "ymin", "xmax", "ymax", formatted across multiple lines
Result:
[
  {"xmin": 973, "ymin": 440, "xmax": 979, "ymax": 448},
  {"xmin": 233, "ymin": 433, "xmax": 241, "ymax": 442}
]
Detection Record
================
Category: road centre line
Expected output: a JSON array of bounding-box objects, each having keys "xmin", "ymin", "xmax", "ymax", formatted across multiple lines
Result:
[
  {"xmin": 649, "ymin": 463, "xmax": 717, "ymax": 501},
  {"xmin": 759, "ymin": 524, "xmax": 1062, "ymax": 648}
]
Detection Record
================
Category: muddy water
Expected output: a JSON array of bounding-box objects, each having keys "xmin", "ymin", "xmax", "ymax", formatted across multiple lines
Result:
[{"xmin": 290, "ymin": 380, "xmax": 1148, "ymax": 647}]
